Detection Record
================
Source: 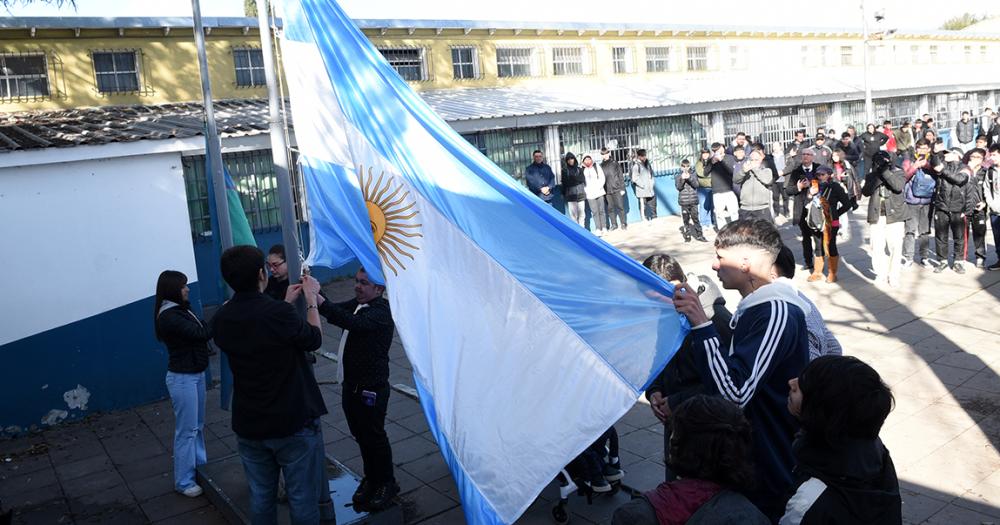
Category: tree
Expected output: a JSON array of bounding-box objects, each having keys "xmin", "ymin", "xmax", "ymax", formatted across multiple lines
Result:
[
  {"xmin": 940, "ymin": 13, "xmax": 983, "ymax": 31},
  {"xmin": 1, "ymin": 0, "xmax": 75, "ymax": 6},
  {"xmin": 244, "ymin": 0, "xmax": 257, "ymax": 17}
]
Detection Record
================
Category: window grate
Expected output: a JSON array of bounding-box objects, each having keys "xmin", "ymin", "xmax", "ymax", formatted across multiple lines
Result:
[
  {"xmin": 687, "ymin": 46, "xmax": 707, "ymax": 71},
  {"xmin": 645, "ymin": 46, "xmax": 670, "ymax": 73},
  {"xmin": 496, "ymin": 48, "xmax": 534, "ymax": 78},
  {"xmin": 612, "ymin": 47, "xmax": 632, "ymax": 74},
  {"xmin": 552, "ymin": 47, "xmax": 583, "ymax": 76},
  {"xmin": 451, "ymin": 47, "xmax": 479, "ymax": 80},
  {"xmin": 378, "ymin": 47, "xmax": 426, "ymax": 81},
  {"xmin": 0, "ymin": 52, "xmax": 50, "ymax": 102},
  {"xmin": 233, "ymin": 47, "xmax": 266, "ymax": 88}
]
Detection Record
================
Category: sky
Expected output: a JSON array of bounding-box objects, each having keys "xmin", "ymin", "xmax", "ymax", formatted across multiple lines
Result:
[{"xmin": 3, "ymin": 0, "xmax": 997, "ymax": 31}]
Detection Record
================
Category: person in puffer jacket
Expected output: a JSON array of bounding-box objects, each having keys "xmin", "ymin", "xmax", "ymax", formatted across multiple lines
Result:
[
  {"xmin": 781, "ymin": 356, "xmax": 901, "ymax": 525},
  {"xmin": 561, "ymin": 152, "xmax": 587, "ymax": 227},
  {"xmin": 581, "ymin": 154, "xmax": 607, "ymax": 235},
  {"xmin": 931, "ymin": 149, "xmax": 971, "ymax": 274},
  {"xmin": 862, "ymin": 152, "xmax": 906, "ymax": 287},
  {"xmin": 675, "ymin": 159, "xmax": 706, "ymax": 242},
  {"xmin": 736, "ymin": 146, "xmax": 775, "ymax": 222}
]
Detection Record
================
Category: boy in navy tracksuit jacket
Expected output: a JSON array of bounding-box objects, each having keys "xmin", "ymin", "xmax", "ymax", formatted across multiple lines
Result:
[{"xmin": 673, "ymin": 219, "xmax": 810, "ymax": 523}]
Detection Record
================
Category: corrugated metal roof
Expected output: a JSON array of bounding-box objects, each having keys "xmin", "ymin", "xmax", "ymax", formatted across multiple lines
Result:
[{"xmin": 0, "ymin": 99, "xmax": 281, "ymax": 153}]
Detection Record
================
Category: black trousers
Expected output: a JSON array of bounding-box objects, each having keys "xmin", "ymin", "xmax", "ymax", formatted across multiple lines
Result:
[
  {"xmin": 772, "ymin": 183, "xmax": 789, "ymax": 216},
  {"xmin": 934, "ymin": 210, "xmax": 967, "ymax": 264},
  {"xmin": 969, "ymin": 210, "xmax": 987, "ymax": 262},
  {"xmin": 639, "ymin": 196, "xmax": 657, "ymax": 220},
  {"xmin": 680, "ymin": 203, "xmax": 702, "ymax": 238},
  {"xmin": 739, "ymin": 208, "xmax": 774, "ymax": 223},
  {"xmin": 799, "ymin": 215, "xmax": 814, "ymax": 268},
  {"xmin": 342, "ymin": 383, "xmax": 394, "ymax": 484},
  {"xmin": 810, "ymin": 226, "xmax": 840, "ymax": 257},
  {"xmin": 606, "ymin": 191, "xmax": 627, "ymax": 229}
]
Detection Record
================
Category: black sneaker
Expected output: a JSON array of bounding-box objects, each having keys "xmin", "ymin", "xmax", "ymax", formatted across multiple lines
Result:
[
  {"xmin": 989, "ymin": 261, "xmax": 1000, "ymax": 271},
  {"xmin": 695, "ymin": 236, "xmax": 709, "ymax": 243},
  {"xmin": 954, "ymin": 263, "xmax": 966, "ymax": 275},
  {"xmin": 587, "ymin": 477, "xmax": 612, "ymax": 493},
  {"xmin": 366, "ymin": 481, "xmax": 400, "ymax": 511},
  {"xmin": 352, "ymin": 478, "xmax": 371, "ymax": 508},
  {"xmin": 933, "ymin": 262, "xmax": 946, "ymax": 273}
]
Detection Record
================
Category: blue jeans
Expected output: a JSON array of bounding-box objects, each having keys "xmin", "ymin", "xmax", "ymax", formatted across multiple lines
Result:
[
  {"xmin": 165, "ymin": 371, "xmax": 207, "ymax": 492},
  {"xmin": 237, "ymin": 421, "xmax": 322, "ymax": 525},
  {"xmin": 697, "ymin": 188, "xmax": 715, "ymax": 229}
]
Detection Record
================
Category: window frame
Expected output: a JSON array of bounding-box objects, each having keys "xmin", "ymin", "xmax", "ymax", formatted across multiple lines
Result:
[
  {"xmin": 0, "ymin": 52, "xmax": 50, "ymax": 102},
  {"xmin": 611, "ymin": 46, "xmax": 634, "ymax": 74},
  {"xmin": 232, "ymin": 47, "xmax": 266, "ymax": 88},
  {"xmin": 90, "ymin": 49, "xmax": 141, "ymax": 94},
  {"xmin": 496, "ymin": 47, "xmax": 535, "ymax": 78},
  {"xmin": 840, "ymin": 45, "xmax": 854, "ymax": 66},
  {"xmin": 450, "ymin": 46, "xmax": 479, "ymax": 80},
  {"xmin": 645, "ymin": 46, "xmax": 671, "ymax": 73},
  {"xmin": 687, "ymin": 45, "xmax": 708, "ymax": 71},
  {"xmin": 377, "ymin": 47, "xmax": 427, "ymax": 82}
]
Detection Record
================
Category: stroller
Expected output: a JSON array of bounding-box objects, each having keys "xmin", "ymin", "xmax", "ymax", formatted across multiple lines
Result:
[{"xmin": 551, "ymin": 427, "xmax": 623, "ymax": 524}]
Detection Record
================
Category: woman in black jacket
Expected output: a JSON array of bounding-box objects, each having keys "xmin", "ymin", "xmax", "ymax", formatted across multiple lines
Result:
[
  {"xmin": 154, "ymin": 270, "xmax": 211, "ymax": 498},
  {"xmin": 806, "ymin": 166, "xmax": 853, "ymax": 283},
  {"xmin": 859, "ymin": 123, "xmax": 888, "ymax": 180},
  {"xmin": 562, "ymin": 152, "xmax": 587, "ymax": 227}
]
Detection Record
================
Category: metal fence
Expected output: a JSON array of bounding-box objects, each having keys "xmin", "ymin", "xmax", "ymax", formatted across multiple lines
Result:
[
  {"xmin": 559, "ymin": 114, "xmax": 710, "ymax": 175},
  {"xmin": 722, "ymin": 105, "xmax": 830, "ymax": 148},
  {"xmin": 182, "ymin": 149, "xmax": 305, "ymax": 241},
  {"xmin": 461, "ymin": 127, "xmax": 546, "ymax": 182}
]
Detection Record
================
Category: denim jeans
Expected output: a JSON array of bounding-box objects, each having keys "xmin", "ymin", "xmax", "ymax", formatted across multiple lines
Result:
[
  {"xmin": 165, "ymin": 371, "xmax": 207, "ymax": 492},
  {"xmin": 697, "ymin": 187, "xmax": 715, "ymax": 228},
  {"xmin": 237, "ymin": 421, "xmax": 323, "ymax": 525}
]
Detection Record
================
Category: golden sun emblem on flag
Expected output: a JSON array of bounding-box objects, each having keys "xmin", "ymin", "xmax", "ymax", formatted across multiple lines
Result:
[{"xmin": 358, "ymin": 166, "xmax": 422, "ymax": 276}]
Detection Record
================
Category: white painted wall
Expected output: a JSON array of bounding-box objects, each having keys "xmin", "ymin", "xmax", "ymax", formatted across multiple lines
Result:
[{"xmin": 0, "ymin": 151, "xmax": 198, "ymax": 346}]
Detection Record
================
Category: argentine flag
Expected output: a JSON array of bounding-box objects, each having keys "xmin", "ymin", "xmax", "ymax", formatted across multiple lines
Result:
[{"xmin": 280, "ymin": 1, "xmax": 688, "ymax": 523}]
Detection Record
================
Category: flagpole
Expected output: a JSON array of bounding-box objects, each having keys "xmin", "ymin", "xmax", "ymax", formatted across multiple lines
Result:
[
  {"xmin": 257, "ymin": 0, "xmax": 304, "ymax": 298},
  {"xmin": 192, "ymin": 0, "xmax": 234, "ymax": 251}
]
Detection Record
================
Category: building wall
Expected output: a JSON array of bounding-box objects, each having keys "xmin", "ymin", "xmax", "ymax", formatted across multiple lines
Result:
[
  {"xmin": 0, "ymin": 151, "xmax": 198, "ymax": 434},
  {"xmin": 0, "ymin": 27, "xmax": 268, "ymax": 111}
]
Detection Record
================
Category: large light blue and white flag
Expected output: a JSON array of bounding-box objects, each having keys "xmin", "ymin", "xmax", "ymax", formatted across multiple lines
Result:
[{"xmin": 280, "ymin": 1, "xmax": 688, "ymax": 523}]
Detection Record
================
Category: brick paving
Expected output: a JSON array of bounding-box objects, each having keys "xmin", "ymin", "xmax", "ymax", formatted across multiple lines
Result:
[{"xmin": 3, "ymin": 205, "xmax": 1000, "ymax": 524}]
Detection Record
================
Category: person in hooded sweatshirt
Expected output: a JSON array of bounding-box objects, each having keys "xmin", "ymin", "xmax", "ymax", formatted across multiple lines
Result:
[
  {"xmin": 781, "ymin": 356, "xmax": 901, "ymax": 525},
  {"xmin": 581, "ymin": 154, "xmax": 607, "ymax": 236},
  {"xmin": 673, "ymin": 219, "xmax": 810, "ymax": 522},
  {"xmin": 642, "ymin": 253, "xmax": 732, "ymax": 481},
  {"xmin": 562, "ymin": 152, "xmax": 587, "ymax": 227}
]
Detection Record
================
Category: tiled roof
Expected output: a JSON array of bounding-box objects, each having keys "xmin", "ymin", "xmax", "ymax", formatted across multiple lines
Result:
[{"xmin": 0, "ymin": 99, "xmax": 280, "ymax": 153}]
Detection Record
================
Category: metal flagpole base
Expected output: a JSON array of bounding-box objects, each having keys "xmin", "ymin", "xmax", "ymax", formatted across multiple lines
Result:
[{"xmin": 196, "ymin": 453, "xmax": 403, "ymax": 525}]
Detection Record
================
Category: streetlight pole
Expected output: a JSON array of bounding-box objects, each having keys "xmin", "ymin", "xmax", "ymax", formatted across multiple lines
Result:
[{"xmin": 861, "ymin": 0, "xmax": 874, "ymax": 125}]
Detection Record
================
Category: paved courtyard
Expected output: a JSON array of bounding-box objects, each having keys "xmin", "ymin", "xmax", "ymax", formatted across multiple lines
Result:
[{"xmin": 2, "ymin": 204, "xmax": 1000, "ymax": 524}]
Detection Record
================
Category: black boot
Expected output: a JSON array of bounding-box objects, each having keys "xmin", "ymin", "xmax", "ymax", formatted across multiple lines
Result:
[
  {"xmin": 366, "ymin": 481, "xmax": 400, "ymax": 511},
  {"xmin": 352, "ymin": 478, "xmax": 371, "ymax": 508},
  {"xmin": 680, "ymin": 225, "xmax": 691, "ymax": 242}
]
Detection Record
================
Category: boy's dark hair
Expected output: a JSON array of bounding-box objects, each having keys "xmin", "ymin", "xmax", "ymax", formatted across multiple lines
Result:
[
  {"xmin": 882, "ymin": 120, "xmax": 892, "ymax": 126},
  {"xmin": 915, "ymin": 138, "xmax": 930, "ymax": 149},
  {"xmin": 636, "ymin": 148, "xmax": 647, "ymax": 157},
  {"xmin": 774, "ymin": 245, "xmax": 796, "ymax": 279},
  {"xmin": 710, "ymin": 142, "xmax": 724, "ymax": 152},
  {"xmin": 715, "ymin": 219, "xmax": 782, "ymax": 259},
  {"xmin": 964, "ymin": 148, "xmax": 987, "ymax": 164},
  {"xmin": 990, "ymin": 144, "xmax": 1000, "ymax": 154},
  {"xmin": 841, "ymin": 132, "xmax": 852, "ymax": 139},
  {"xmin": 532, "ymin": 149, "xmax": 543, "ymax": 156},
  {"xmin": 799, "ymin": 356, "xmax": 893, "ymax": 446},
  {"xmin": 221, "ymin": 245, "xmax": 266, "ymax": 293},
  {"xmin": 668, "ymin": 395, "xmax": 756, "ymax": 491},
  {"xmin": 736, "ymin": 131, "xmax": 746, "ymax": 138},
  {"xmin": 268, "ymin": 244, "xmax": 285, "ymax": 258},
  {"xmin": 977, "ymin": 135, "xmax": 989, "ymax": 143},
  {"xmin": 751, "ymin": 142, "xmax": 766, "ymax": 153},
  {"xmin": 680, "ymin": 158, "xmax": 691, "ymax": 167},
  {"xmin": 642, "ymin": 253, "xmax": 686, "ymax": 283},
  {"xmin": 795, "ymin": 129, "xmax": 806, "ymax": 137},
  {"xmin": 934, "ymin": 137, "xmax": 944, "ymax": 145}
]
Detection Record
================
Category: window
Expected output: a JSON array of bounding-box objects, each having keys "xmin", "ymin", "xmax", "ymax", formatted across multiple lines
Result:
[
  {"xmin": 801, "ymin": 45, "xmax": 809, "ymax": 67},
  {"xmin": 0, "ymin": 53, "xmax": 49, "ymax": 101},
  {"xmin": 451, "ymin": 47, "xmax": 478, "ymax": 79},
  {"xmin": 378, "ymin": 48, "xmax": 425, "ymax": 81},
  {"xmin": 552, "ymin": 47, "xmax": 584, "ymax": 76},
  {"xmin": 687, "ymin": 46, "xmax": 708, "ymax": 71},
  {"xmin": 910, "ymin": 45, "xmax": 920, "ymax": 64},
  {"xmin": 645, "ymin": 46, "xmax": 670, "ymax": 72},
  {"xmin": 930, "ymin": 45, "xmax": 939, "ymax": 63},
  {"xmin": 233, "ymin": 48, "xmax": 265, "ymax": 87},
  {"xmin": 92, "ymin": 50, "xmax": 139, "ymax": 93},
  {"xmin": 729, "ymin": 45, "xmax": 740, "ymax": 69},
  {"xmin": 496, "ymin": 48, "xmax": 533, "ymax": 78},
  {"xmin": 612, "ymin": 46, "xmax": 633, "ymax": 74},
  {"xmin": 820, "ymin": 45, "xmax": 829, "ymax": 67},
  {"xmin": 840, "ymin": 46, "xmax": 853, "ymax": 66},
  {"xmin": 964, "ymin": 45, "xmax": 972, "ymax": 63}
]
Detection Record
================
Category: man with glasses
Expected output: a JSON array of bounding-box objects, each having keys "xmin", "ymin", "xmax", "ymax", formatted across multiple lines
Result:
[
  {"xmin": 525, "ymin": 149, "xmax": 557, "ymax": 206},
  {"xmin": 264, "ymin": 244, "xmax": 291, "ymax": 301}
]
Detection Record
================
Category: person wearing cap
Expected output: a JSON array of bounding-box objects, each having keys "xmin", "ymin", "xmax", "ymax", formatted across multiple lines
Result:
[
  {"xmin": 787, "ymin": 148, "xmax": 821, "ymax": 271},
  {"xmin": 811, "ymin": 134, "xmax": 833, "ymax": 168},
  {"xmin": 805, "ymin": 165, "xmax": 852, "ymax": 283},
  {"xmin": 931, "ymin": 149, "xmax": 972, "ymax": 274}
]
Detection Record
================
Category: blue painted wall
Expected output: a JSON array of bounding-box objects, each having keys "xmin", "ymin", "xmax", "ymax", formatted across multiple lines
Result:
[{"xmin": 0, "ymin": 282, "xmax": 201, "ymax": 435}]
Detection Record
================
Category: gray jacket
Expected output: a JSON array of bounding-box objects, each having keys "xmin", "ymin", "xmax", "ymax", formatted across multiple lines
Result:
[
  {"xmin": 734, "ymin": 164, "xmax": 774, "ymax": 211},
  {"xmin": 630, "ymin": 160, "xmax": 656, "ymax": 198}
]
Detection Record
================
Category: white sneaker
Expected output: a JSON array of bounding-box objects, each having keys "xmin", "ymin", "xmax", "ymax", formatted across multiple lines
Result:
[{"xmin": 180, "ymin": 484, "xmax": 203, "ymax": 497}]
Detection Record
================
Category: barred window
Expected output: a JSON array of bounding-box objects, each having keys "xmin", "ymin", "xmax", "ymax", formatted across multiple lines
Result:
[
  {"xmin": 645, "ymin": 46, "xmax": 670, "ymax": 72},
  {"xmin": 233, "ymin": 48, "xmax": 266, "ymax": 87},
  {"xmin": 451, "ymin": 47, "xmax": 478, "ymax": 79},
  {"xmin": 552, "ymin": 47, "xmax": 583, "ymax": 76},
  {"xmin": 496, "ymin": 48, "xmax": 533, "ymax": 78},
  {"xmin": 0, "ymin": 53, "xmax": 49, "ymax": 101},
  {"xmin": 841, "ymin": 46, "xmax": 854, "ymax": 66},
  {"xmin": 378, "ymin": 48, "xmax": 425, "ymax": 81},
  {"xmin": 930, "ymin": 45, "xmax": 939, "ymax": 63},
  {"xmin": 728, "ymin": 45, "xmax": 740, "ymax": 69},
  {"xmin": 612, "ymin": 47, "xmax": 633, "ymax": 74},
  {"xmin": 964, "ymin": 45, "xmax": 973, "ymax": 63},
  {"xmin": 687, "ymin": 46, "xmax": 707, "ymax": 71},
  {"xmin": 92, "ymin": 50, "xmax": 139, "ymax": 93}
]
